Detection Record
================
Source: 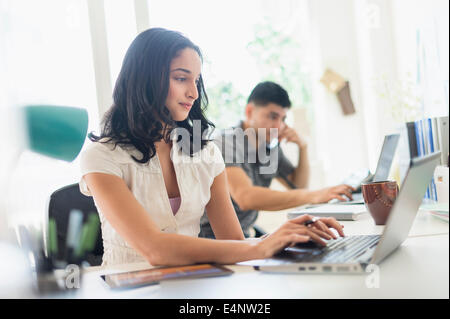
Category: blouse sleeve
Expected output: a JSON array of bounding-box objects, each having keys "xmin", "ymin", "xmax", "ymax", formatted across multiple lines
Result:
[
  {"xmin": 209, "ymin": 141, "xmax": 226, "ymax": 178},
  {"xmin": 79, "ymin": 142, "xmax": 124, "ymax": 196}
]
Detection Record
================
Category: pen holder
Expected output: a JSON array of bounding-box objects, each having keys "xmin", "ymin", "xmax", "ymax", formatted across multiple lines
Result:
[
  {"xmin": 47, "ymin": 212, "xmax": 101, "ymax": 268},
  {"xmin": 38, "ymin": 211, "xmax": 101, "ymax": 294},
  {"xmin": 36, "ymin": 248, "xmax": 89, "ymax": 294}
]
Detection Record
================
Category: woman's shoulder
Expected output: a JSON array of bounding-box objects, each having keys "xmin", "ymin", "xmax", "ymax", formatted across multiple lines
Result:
[
  {"xmin": 82, "ymin": 139, "xmax": 136, "ymax": 164},
  {"xmin": 196, "ymin": 140, "xmax": 223, "ymax": 162},
  {"xmin": 198, "ymin": 141, "xmax": 225, "ymax": 177}
]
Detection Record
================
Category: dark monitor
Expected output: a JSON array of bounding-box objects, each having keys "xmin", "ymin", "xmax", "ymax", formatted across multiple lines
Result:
[{"xmin": 373, "ymin": 134, "xmax": 400, "ymax": 182}]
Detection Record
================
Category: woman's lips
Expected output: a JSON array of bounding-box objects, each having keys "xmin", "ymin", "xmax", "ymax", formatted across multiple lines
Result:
[{"xmin": 180, "ymin": 103, "xmax": 192, "ymax": 110}]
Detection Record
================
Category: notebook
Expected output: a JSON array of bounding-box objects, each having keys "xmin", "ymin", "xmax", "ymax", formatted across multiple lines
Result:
[{"xmin": 288, "ymin": 203, "xmax": 368, "ymax": 221}]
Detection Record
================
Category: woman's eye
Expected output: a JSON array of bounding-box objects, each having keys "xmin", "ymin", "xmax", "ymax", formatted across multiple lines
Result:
[{"xmin": 175, "ymin": 77, "xmax": 186, "ymax": 82}]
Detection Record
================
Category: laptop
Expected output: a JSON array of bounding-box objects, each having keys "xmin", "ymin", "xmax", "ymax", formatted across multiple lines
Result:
[
  {"xmin": 243, "ymin": 152, "xmax": 441, "ymax": 274},
  {"xmin": 334, "ymin": 133, "xmax": 401, "ymax": 204}
]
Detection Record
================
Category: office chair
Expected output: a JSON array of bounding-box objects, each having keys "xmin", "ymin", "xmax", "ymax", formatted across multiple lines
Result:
[
  {"xmin": 46, "ymin": 183, "xmax": 103, "ymax": 267},
  {"xmin": 252, "ymin": 224, "xmax": 266, "ymax": 238},
  {"xmin": 46, "ymin": 183, "xmax": 267, "ymax": 268}
]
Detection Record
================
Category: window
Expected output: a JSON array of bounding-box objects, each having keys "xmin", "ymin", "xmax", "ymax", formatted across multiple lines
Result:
[
  {"xmin": 0, "ymin": 0, "xmax": 97, "ymax": 227},
  {"xmin": 146, "ymin": 0, "xmax": 313, "ymax": 129},
  {"xmin": 392, "ymin": 0, "xmax": 449, "ymax": 118}
]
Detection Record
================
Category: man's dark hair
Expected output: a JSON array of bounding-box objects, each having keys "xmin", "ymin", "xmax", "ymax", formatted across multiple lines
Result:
[
  {"xmin": 89, "ymin": 28, "xmax": 214, "ymax": 164},
  {"xmin": 247, "ymin": 81, "xmax": 291, "ymax": 108}
]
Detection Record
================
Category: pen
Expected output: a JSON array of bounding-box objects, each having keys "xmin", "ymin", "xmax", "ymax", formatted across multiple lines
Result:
[
  {"xmin": 304, "ymin": 217, "xmax": 319, "ymax": 226},
  {"xmin": 48, "ymin": 218, "xmax": 58, "ymax": 258}
]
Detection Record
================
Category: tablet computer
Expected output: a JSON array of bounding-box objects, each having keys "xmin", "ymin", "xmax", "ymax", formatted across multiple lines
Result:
[{"xmin": 101, "ymin": 264, "xmax": 233, "ymax": 289}]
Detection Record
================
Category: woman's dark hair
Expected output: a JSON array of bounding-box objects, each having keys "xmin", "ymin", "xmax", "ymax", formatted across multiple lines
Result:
[
  {"xmin": 89, "ymin": 28, "xmax": 214, "ymax": 164},
  {"xmin": 247, "ymin": 81, "xmax": 291, "ymax": 108}
]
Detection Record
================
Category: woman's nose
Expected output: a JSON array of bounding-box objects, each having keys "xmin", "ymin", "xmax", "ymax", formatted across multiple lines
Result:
[{"xmin": 187, "ymin": 81, "xmax": 199, "ymax": 100}]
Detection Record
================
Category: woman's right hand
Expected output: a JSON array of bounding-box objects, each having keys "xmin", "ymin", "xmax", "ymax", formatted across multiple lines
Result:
[{"xmin": 255, "ymin": 214, "xmax": 343, "ymax": 259}]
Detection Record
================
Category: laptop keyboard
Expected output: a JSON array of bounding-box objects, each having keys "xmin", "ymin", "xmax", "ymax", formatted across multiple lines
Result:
[{"xmin": 277, "ymin": 235, "xmax": 381, "ymax": 264}]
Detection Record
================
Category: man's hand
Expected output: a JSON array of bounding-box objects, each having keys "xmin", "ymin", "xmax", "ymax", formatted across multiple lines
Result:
[
  {"xmin": 309, "ymin": 184, "xmax": 356, "ymax": 204},
  {"xmin": 278, "ymin": 125, "xmax": 307, "ymax": 149}
]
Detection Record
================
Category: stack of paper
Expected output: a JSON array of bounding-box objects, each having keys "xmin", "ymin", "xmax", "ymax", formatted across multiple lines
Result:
[
  {"xmin": 288, "ymin": 204, "xmax": 368, "ymax": 221},
  {"xmin": 420, "ymin": 203, "xmax": 449, "ymax": 222}
]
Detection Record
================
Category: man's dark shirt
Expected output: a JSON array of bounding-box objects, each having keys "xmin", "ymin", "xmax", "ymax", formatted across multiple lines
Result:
[{"xmin": 199, "ymin": 122, "xmax": 295, "ymax": 238}]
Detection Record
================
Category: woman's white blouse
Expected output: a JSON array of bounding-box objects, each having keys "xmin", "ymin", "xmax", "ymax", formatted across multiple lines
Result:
[{"xmin": 79, "ymin": 139, "xmax": 225, "ymax": 266}]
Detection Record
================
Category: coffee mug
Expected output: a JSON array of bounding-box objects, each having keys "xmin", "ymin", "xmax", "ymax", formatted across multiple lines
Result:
[{"xmin": 361, "ymin": 180, "xmax": 399, "ymax": 225}]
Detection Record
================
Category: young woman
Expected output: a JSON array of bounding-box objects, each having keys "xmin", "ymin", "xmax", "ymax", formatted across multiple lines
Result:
[{"xmin": 80, "ymin": 28, "xmax": 345, "ymax": 266}]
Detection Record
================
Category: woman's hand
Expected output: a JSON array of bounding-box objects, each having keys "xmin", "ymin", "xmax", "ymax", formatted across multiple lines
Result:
[{"xmin": 255, "ymin": 215, "xmax": 345, "ymax": 259}]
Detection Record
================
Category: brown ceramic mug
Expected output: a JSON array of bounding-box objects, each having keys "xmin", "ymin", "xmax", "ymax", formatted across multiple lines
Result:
[{"xmin": 361, "ymin": 180, "xmax": 399, "ymax": 225}]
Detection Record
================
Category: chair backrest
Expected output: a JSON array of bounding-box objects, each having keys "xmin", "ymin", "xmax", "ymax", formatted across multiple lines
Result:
[{"xmin": 47, "ymin": 183, "xmax": 103, "ymax": 266}]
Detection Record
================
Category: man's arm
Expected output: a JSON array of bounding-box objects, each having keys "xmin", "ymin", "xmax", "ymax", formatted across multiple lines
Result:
[
  {"xmin": 227, "ymin": 167, "xmax": 355, "ymax": 211},
  {"xmin": 226, "ymin": 166, "xmax": 315, "ymax": 211},
  {"xmin": 288, "ymin": 145, "xmax": 310, "ymax": 189},
  {"xmin": 277, "ymin": 125, "xmax": 309, "ymax": 189}
]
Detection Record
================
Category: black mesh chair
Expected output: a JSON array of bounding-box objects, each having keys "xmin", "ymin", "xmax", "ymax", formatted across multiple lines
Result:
[
  {"xmin": 252, "ymin": 224, "xmax": 266, "ymax": 238},
  {"xmin": 46, "ymin": 183, "xmax": 103, "ymax": 267}
]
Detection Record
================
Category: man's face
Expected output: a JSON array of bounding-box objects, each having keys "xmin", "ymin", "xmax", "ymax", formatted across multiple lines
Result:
[{"xmin": 246, "ymin": 102, "xmax": 288, "ymax": 143}]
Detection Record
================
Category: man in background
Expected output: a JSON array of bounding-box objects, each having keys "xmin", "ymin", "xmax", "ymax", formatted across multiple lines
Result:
[{"xmin": 200, "ymin": 81, "xmax": 354, "ymax": 238}]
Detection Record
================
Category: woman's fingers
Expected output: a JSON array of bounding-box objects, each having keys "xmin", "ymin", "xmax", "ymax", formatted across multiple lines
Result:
[
  {"xmin": 314, "ymin": 220, "xmax": 337, "ymax": 239},
  {"xmin": 274, "ymin": 216, "xmax": 345, "ymax": 250},
  {"xmin": 289, "ymin": 214, "xmax": 314, "ymax": 225},
  {"xmin": 309, "ymin": 227, "xmax": 333, "ymax": 241},
  {"xmin": 287, "ymin": 215, "xmax": 345, "ymax": 239},
  {"xmin": 303, "ymin": 228, "xmax": 327, "ymax": 246},
  {"xmin": 289, "ymin": 224, "xmax": 330, "ymax": 246},
  {"xmin": 319, "ymin": 217, "xmax": 345, "ymax": 237},
  {"xmin": 287, "ymin": 234, "xmax": 310, "ymax": 247}
]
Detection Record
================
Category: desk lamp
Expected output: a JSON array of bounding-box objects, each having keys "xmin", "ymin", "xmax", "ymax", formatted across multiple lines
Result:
[{"xmin": 0, "ymin": 105, "xmax": 88, "ymax": 297}]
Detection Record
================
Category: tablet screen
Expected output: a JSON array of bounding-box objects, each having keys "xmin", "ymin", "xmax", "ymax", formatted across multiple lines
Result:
[{"xmin": 101, "ymin": 264, "xmax": 233, "ymax": 289}]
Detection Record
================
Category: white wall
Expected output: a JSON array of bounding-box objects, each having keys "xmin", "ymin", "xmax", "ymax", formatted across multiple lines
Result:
[
  {"xmin": 304, "ymin": 0, "xmax": 423, "ymax": 186},
  {"xmin": 308, "ymin": 0, "xmax": 371, "ymax": 185}
]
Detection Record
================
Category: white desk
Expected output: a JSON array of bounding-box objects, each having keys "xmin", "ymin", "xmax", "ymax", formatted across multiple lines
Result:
[{"xmin": 54, "ymin": 212, "xmax": 449, "ymax": 299}]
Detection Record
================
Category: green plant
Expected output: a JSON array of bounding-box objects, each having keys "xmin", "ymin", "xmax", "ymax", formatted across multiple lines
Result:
[
  {"xmin": 205, "ymin": 80, "xmax": 246, "ymax": 129},
  {"xmin": 246, "ymin": 20, "xmax": 312, "ymax": 108},
  {"xmin": 205, "ymin": 19, "xmax": 313, "ymax": 129},
  {"xmin": 375, "ymin": 73, "xmax": 423, "ymax": 123}
]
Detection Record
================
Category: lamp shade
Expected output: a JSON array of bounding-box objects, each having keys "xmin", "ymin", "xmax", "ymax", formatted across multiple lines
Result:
[{"xmin": 23, "ymin": 105, "xmax": 88, "ymax": 162}]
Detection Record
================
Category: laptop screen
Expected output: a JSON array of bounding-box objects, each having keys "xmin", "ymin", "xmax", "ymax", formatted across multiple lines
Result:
[
  {"xmin": 373, "ymin": 134, "xmax": 400, "ymax": 182},
  {"xmin": 371, "ymin": 152, "xmax": 441, "ymax": 264}
]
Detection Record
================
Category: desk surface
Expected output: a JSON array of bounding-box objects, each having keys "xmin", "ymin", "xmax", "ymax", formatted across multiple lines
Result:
[{"xmin": 56, "ymin": 211, "xmax": 449, "ymax": 299}]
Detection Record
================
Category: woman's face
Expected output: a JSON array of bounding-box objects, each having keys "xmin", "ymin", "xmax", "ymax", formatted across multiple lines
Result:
[{"xmin": 165, "ymin": 48, "xmax": 202, "ymax": 122}]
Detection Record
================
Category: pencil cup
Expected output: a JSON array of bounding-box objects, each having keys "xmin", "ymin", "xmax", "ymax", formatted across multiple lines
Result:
[{"xmin": 362, "ymin": 180, "xmax": 399, "ymax": 225}]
